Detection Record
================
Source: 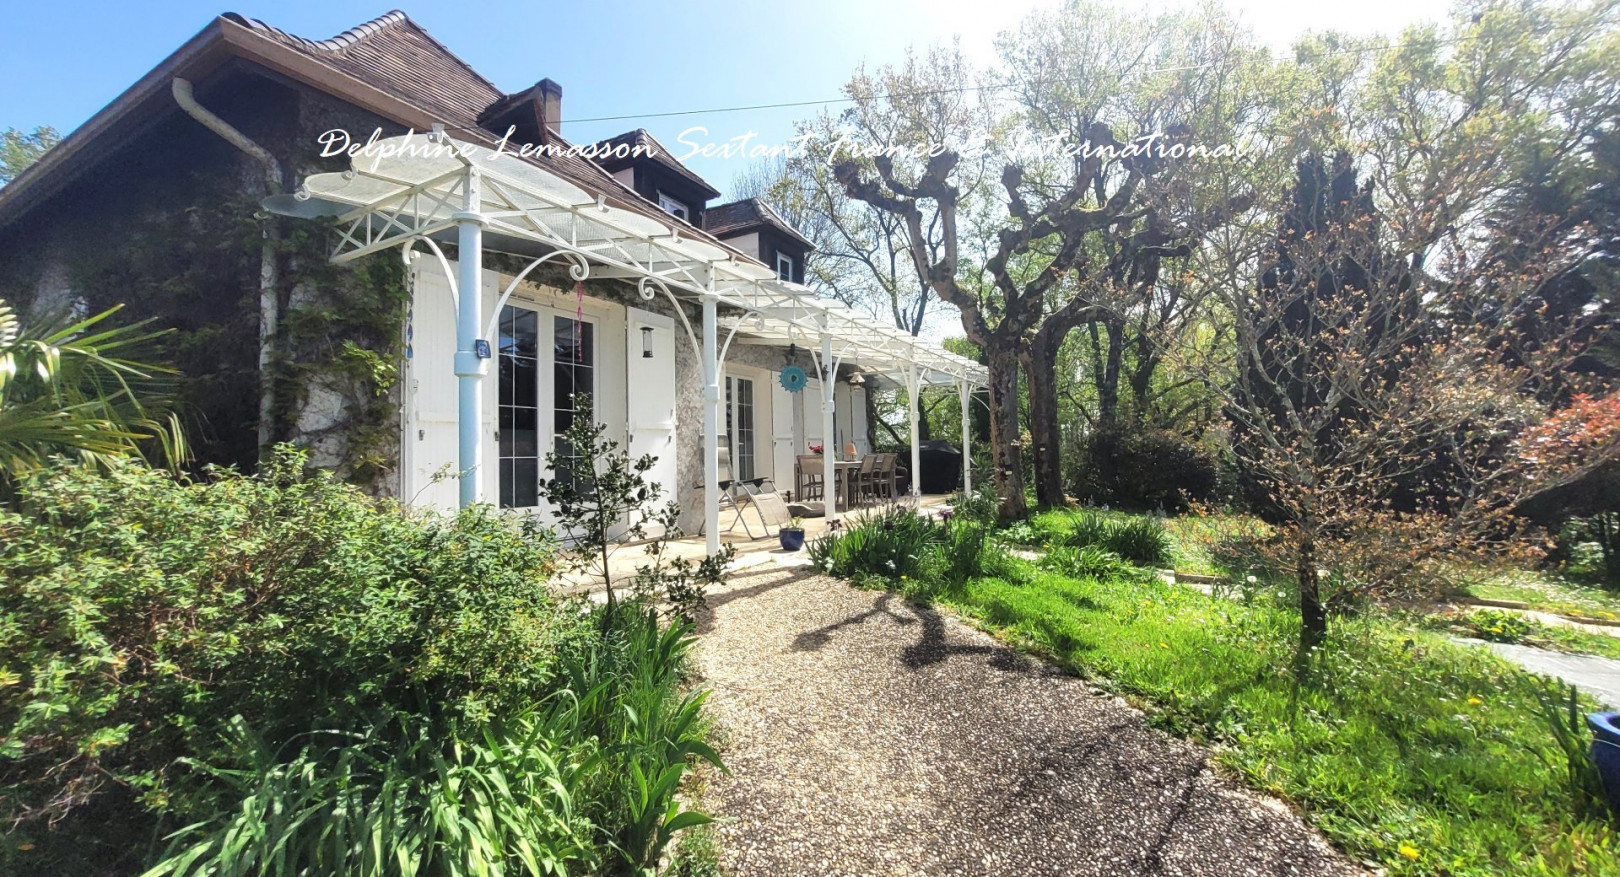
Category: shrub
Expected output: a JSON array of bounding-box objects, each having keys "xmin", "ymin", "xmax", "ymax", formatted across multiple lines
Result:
[
  {"xmin": 144, "ymin": 607, "xmax": 721, "ymax": 877},
  {"xmin": 1041, "ymin": 545, "xmax": 1135, "ymax": 580},
  {"xmin": 1063, "ymin": 512, "xmax": 1172, "ymax": 566},
  {"xmin": 947, "ymin": 482, "xmax": 1000, "ymax": 525},
  {"xmin": 0, "ymin": 449, "xmax": 575, "ymax": 868},
  {"xmin": 808, "ymin": 505, "xmax": 941, "ymax": 583},
  {"xmin": 1466, "ymin": 609, "xmax": 1539, "ymax": 644},
  {"xmin": 939, "ymin": 518, "xmax": 991, "ymax": 586},
  {"xmin": 1000, "ymin": 520, "xmax": 1045, "ymax": 546},
  {"xmin": 1071, "ymin": 426, "xmax": 1217, "ymax": 512}
]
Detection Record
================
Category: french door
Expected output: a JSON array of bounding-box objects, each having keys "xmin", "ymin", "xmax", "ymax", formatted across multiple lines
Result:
[
  {"xmin": 725, "ymin": 375, "xmax": 756, "ymax": 481},
  {"xmin": 497, "ymin": 303, "xmax": 594, "ymax": 510}
]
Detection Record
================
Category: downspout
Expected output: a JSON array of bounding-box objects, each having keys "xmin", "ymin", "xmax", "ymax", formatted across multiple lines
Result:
[{"xmin": 171, "ymin": 77, "xmax": 283, "ymax": 455}]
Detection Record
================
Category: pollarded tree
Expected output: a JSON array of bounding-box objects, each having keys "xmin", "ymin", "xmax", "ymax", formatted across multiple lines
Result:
[{"xmin": 832, "ymin": 8, "xmax": 1267, "ymax": 515}]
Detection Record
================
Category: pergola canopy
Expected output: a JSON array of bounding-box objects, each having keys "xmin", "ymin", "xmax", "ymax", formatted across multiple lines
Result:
[
  {"xmin": 267, "ymin": 132, "xmax": 981, "ymax": 554},
  {"xmin": 272, "ymin": 132, "xmax": 985, "ymax": 388}
]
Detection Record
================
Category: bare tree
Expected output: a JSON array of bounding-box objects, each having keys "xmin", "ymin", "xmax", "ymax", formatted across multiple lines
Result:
[{"xmin": 1208, "ymin": 152, "xmax": 1618, "ymax": 645}]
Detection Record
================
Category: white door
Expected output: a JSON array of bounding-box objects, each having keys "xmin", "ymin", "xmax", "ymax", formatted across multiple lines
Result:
[
  {"xmin": 626, "ymin": 307, "xmax": 677, "ymax": 536},
  {"xmin": 771, "ymin": 376, "xmax": 796, "ymax": 494},
  {"xmin": 724, "ymin": 374, "xmax": 760, "ymax": 482},
  {"xmin": 403, "ymin": 261, "xmax": 480, "ymax": 511}
]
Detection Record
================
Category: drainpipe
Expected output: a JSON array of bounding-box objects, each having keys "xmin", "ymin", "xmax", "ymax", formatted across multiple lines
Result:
[{"xmin": 172, "ymin": 77, "xmax": 282, "ymax": 455}]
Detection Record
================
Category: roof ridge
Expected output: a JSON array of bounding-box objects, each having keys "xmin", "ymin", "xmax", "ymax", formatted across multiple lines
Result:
[
  {"xmin": 227, "ymin": 10, "xmax": 504, "ymax": 98},
  {"xmin": 227, "ymin": 10, "xmax": 407, "ymax": 52}
]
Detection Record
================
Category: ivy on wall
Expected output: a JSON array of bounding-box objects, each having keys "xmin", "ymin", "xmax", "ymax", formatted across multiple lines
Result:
[
  {"xmin": 271, "ymin": 214, "xmax": 407, "ymax": 488},
  {"xmin": 35, "ymin": 174, "xmax": 407, "ymax": 490}
]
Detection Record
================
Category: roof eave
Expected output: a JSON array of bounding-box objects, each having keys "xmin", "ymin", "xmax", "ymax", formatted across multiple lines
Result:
[{"xmin": 0, "ymin": 18, "xmax": 235, "ymax": 228}]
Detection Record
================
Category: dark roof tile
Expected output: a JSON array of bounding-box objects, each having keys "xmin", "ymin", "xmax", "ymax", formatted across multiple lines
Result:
[
  {"xmin": 705, "ymin": 198, "xmax": 815, "ymax": 251},
  {"xmin": 592, "ymin": 129, "xmax": 721, "ymax": 199}
]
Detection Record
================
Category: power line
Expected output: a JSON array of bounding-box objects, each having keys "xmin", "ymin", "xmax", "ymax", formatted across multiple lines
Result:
[
  {"xmin": 548, "ymin": 36, "xmax": 1464, "ymax": 126},
  {"xmin": 416, "ymin": 32, "xmax": 1471, "ymax": 140}
]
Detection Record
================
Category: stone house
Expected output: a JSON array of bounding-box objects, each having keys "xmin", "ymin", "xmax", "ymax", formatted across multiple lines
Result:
[{"xmin": 0, "ymin": 10, "xmax": 982, "ymax": 541}]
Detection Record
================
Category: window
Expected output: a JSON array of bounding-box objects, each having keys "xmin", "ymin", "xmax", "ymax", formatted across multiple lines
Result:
[
  {"xmin": 726, "ymin": 375, "xmax": 756, "ymax": 481},
  {"xmin": 497, "ymin": 305, "xmax": 593, "ymax": 509},
  {"xmin": 498, "ymin": 305, "xmax": 540, "ymax": 508},
  {"xmin": 776, "ymin": 251, "xmax": 795, "ymax": 283},
  {"xmin": 552, "ymin": 315, "xmax": 595, "ymax": 487},
  {"xmin": 657, "ymin": 191, "xmax": 689, "ymax": 222}
]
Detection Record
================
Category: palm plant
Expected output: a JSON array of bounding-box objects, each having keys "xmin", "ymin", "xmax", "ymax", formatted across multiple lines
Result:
[{"xmin": 0, "ymin": 296, "xmax": 185, "ymax": 477}]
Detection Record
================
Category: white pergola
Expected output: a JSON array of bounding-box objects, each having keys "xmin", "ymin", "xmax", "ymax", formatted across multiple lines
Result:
[{"xmin": 266, "ymin": 132, "xmax": 985, "ymax": 556}]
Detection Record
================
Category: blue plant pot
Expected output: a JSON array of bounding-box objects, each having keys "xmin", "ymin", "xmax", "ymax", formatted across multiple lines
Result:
[
  {"xmin": 779, "ymin": 528, "xmax": 806, "ymax": 552},
  {"xmin": 1588, "ymin": 712, "xmax": 1620, "ymax": 814}
]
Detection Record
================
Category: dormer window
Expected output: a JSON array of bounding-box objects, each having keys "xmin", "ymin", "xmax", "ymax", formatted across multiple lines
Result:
[
  {"xmin": 776, "ymin": 251, "xmax": 795, "ymax": 283},
  {"xmin": 657, "ymin": 191, "xmax": 689, "ymax": 222}
]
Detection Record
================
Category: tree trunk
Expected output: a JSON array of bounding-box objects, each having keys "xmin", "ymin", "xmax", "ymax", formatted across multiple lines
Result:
[
  {"xmin": 986, "ymin": 344, "xmax": 1028, "ymax": 520},
  {"xmin": 1023, "ymin": 332, "xmax": 1066, "ymax": 508},
  {"xmin": 1097, "ymin": 316, "xmax": 1124, "ymax": 432},
  {"xmin": 1297, "ymin": 533, "xmax": 1326, "ymax": 646}
]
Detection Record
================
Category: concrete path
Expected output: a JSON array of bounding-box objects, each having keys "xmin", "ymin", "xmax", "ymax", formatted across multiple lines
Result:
[
  {"xmin": 1462, "ymin": 639, "xmax": 1620, "ymax": 708},
  {"xmin": 691, "ymin": 569, "xmax": 1360, "ymax": 877}
]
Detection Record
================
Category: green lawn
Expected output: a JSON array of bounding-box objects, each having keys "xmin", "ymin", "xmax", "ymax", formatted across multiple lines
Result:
[
  {"xmin": 1462, "ymin": 570, "xmax": 1620, "ymax": 622},
  {"xmin": 938, "ymin": 567, "xmax": 1618, "ymax": 876},
  {"xmin": 1418, "ymin": 607, "xmax": 1620, "ymax": 661}
]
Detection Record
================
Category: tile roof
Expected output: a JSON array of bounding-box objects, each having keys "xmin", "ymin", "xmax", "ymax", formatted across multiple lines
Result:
[
  {"xmin": 591, "ymin": 129, "xmax": 722, "ymax": 199},
  {"xmin": 227, "ymin": 11, "xmax": 737, "ymax": 252},
  {"xmin": 227, "ymin": 11, "xmax": 502, "ymax": 128},
  {"xmin": 705, "ymin": 198, "xmax": 816, "ymax": 251}
]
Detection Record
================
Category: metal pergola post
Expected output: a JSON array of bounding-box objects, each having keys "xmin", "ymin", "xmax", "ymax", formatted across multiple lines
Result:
[
  {"xmin": 452, "ymin": 168, "xmax": 485, "ymax": 508},
  {"xmin": 702, "ymin": 293, "xmax": 721, "ymax": 556},
  {"xmin": 958, "ymin": 378, "xmax": 972, "ymax": 495},
  {"xmin": 821, "ymin": 331, "xmax": 838, "ymax": 523},
  {"xmin": 907, "ymin": 362, "xmax": 921, "ymax": 500}
]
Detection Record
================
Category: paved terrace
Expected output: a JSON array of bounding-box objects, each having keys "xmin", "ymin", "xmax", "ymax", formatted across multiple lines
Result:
[{"xmin": 558, "ymin": 494, "xmax": 954, "ymax": 595}]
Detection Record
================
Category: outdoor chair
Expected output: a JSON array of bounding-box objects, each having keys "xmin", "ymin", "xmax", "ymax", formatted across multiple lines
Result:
[
  {"xmin": 855, "ymin": 454, "xmax": 878, "ymax": 506},
  {"xmin": 795, "ymin": 454, "xmax": 824, "ymax": 501},
  {"xmin": 875, "ymin": 454, "xmax": 897, "ymax": 500},
  {"xmin": 700, "ymin": 447, "xmax": 793, "ymax": 539}
]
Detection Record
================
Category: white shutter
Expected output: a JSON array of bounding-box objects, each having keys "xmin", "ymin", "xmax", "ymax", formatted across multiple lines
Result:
[
  {"xmin": 850, "ymin": 386, "xmax": 871, "ymax": 454},
  {"xmin": 403, "ymin": 260, "xmax": 461, "ymax": 512},
  {"xmin": 771, "ymin": 375, "xmax": 796, "ymax": 489},
  {"xmin": 803, "ymin": 379, "xmax": 824, "ymax": 447},
  {"xmin": 625, "ymin": 307, "xmax": 678, "ymax": 536}
]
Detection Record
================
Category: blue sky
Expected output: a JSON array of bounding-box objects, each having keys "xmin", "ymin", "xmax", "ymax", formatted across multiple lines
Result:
[{"xmin": 0, "ymin": 0, "xmax": 1453, "ymax": 200}]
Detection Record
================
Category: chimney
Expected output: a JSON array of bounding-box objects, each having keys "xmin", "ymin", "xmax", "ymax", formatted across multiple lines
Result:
[{"xmin": 538, "ymin": 79, "xmax": 563, "ymax": 139}]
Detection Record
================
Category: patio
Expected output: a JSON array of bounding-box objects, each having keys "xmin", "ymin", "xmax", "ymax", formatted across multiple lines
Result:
[{"xmin": 560, "ymin": 492, "xmax": 956, "ymax": 595}]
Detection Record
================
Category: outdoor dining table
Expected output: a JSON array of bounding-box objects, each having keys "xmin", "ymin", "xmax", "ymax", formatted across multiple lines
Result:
[
  {"xmin": 832, "ymin": 460, "xmax": 862, "ymax": 510},
  {"xmin": 798, "ymin": 457, "xmax": 864, "ymax": 511}
]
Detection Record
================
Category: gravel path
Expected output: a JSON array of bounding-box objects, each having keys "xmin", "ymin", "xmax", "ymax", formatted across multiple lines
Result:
[{"xmin": 691, "ymin": 568, "xmax": 1360, "ymax": 877}]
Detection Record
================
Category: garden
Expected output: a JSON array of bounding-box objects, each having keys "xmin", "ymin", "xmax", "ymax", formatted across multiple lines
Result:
[
  {"xmin": 807, "ymin": 498, "xmax": 1620, "ymax": 876},
  {"xmin": 0, "ymin": 306, "xmax": 724, "ymax": 875}
]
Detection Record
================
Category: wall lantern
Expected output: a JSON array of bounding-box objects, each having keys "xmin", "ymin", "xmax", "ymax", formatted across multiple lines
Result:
[
  {"xmin": 848, "ymin": 371, "xmax": 866, "ymax": 386},
  {"xmin": 640, "ymin": 325, "xmax": 654, "ymax": 358}
]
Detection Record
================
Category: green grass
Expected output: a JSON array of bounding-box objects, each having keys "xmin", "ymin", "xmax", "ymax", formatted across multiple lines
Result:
[
  {"xmin": 936, "ymin": 569, "xmax": 1619, "ymax": 876},
  {"xmin": 1461, "ymin": 570, "xmax": 1620, "ymax": 622},
  {"xmin": 1020, "ymin": 508, "xmax": 1174, "ymax": 566},
  {"xmin": 1418, "ymin": 608, "xmax": 1620, "ymax": 661},
  {"xmin": 1161, "ymin": 512, "xmax": 1275, "ymax": 577}
]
